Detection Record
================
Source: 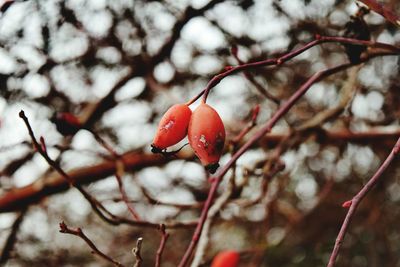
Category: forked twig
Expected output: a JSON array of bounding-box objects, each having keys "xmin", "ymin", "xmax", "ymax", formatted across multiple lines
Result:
[
  {"xmin": 133, "ymin": 237, "xmax": 144, "ymax": 267},
  {"xmin": 178, "ymin": 46, "xmax": 399, "ymax": 266},
  {"xmin": 155, "ymin": 224, "xmax": 170, "ymax": 267},
  {"xmin": 59, "ymin": 221, "xmax": 124, "ymax": 267}
]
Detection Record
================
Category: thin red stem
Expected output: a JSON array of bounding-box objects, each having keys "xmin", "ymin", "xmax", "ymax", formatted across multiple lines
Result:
[
  {"xmin": 327, "ymin": 136, "xmax": 400, "ymax": 267},
  {"xmin": 155, "ymin": 224, "xmax": 170, "ymax": 267},
  {"xmin": 19, "ymin": 111, "xmax": 196, "ymax": 229},
  {"xmin": 193, "ymin": 36, "xmax": 399, "ymax": 104},
  {"xmin": 59, "ymin": 221, "xmax": 124, "ymax": 267},
  {"xmin": 178, "ymin": 62, "xmax": 353, "ymax": 267},
  {"xmin": 178, "ymin": 48, "xmax": 399, "ymax": 266}
]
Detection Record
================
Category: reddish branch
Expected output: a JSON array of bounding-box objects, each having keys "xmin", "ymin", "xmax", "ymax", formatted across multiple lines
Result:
[
  {"xmin": 0, "ymin": 151, "xmax": 178, "ymax": 213},
  {"xmin": 179, "ymin": 63, "xmax": 352, "ymax": 267},
  {"xmin": 90, "ymin": 130, "xmax": 141, "ymax": 220},
  {"xmin": 1, "ymin": 130, "xmax": 397, "ymax": 215},
  {"xmin": 231, "ymin": 46, "xmax": 280, "ymax": 103},
  {"xmin": 59, "ymin": 221, "xmax": 124, "ymax": 267},
  {"xmin": 178, "ymin": 39, "xmax": 400, "ymax": 266},
  {"xmin": 260, "ymin": 129, "xmax": 400, "ymax": 147},
  {"xmin": 155, "ymin": 224, "xmax": 170, "ymax": 267},
  {"xmin": 114, "ymin": 160, "xmax": 141, "ymax": 220},
  {"xmin": 358, "ymin": 0, "xmax": 400, "ymax": 27},
  {"xmin": 0, "ymin": 208, "xmax": 27, "ymax": 264},
  {"xmin": 186, "ymin": 36, "xmax": 400, "ymax": 105},
  {"xmin": 327, "ymin": 136, "xmax": 400, "ymax": 267},
  {"xmin": 18, "ymin": 111, "xmax": 196, "ymax": 229}
]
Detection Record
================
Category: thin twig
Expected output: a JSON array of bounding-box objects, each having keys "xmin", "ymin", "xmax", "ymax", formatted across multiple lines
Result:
[
  {"xmin": 1, "ymin": 128, "xmax": 397, "ymax": 214},
  {"xmin": 296, "ymin": 66, "xmax": 360, "ymax": 131},
  {"xmin": 358, "ymin": 0, "xmax": 400, "ymax": 27},
  {"xmin": 59, "ymin": 221, "xmax": 124, "ymax": 267},
  {"xmin": 190, "ymin": 172, "xmax": 235, "ymax": 267},
  {"xmin": 90, "ymin": 129, "xmax": 141, "ymax": 220},
  {"xmin": 133, "ymin": 237, "xmax": 144, "ymax": 267},
  {"xmin": 178, "ymin": 49, "xmax": 399, "ymax": 267},
  {"xmin": 115, "ymin": 160, "xmax": 141, "ymax": 220},
  {"xmin": 18, "ymin": 110, "xmax": 196, "ymax": 229},
  {"xmin": 327, "ymin": 136, "xmax": 400, "ymax": 267},
  {"xmin": 231, "ymin": 46, "xmax": 280, "ymax": 104},
  {"xmin": 0, "ymin": 208, "xmax": 27, "ymax": 264},
  {"xmin": 231, "ymin": 104, "xmax": 260, "ymax": 145},
  {"xmin": 155, "ymin": 224, "xmax": 170, "ymax": 267},
  {"xmin": 90, "ymin": 130, "xmax": 120, "ymax": 159},
  {"xmin": 178, "ymin": 63, "xmax": 347, "ymax": 267},
  {"xmin": 186, "ymin": 36, "xmax": 399, "ymax": 105}
]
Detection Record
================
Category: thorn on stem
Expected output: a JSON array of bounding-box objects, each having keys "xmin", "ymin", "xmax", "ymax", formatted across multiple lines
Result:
[
  {"xmin": 342, "ymin": 200, "xmax": 352, "ymax": 208},
  {"xmin": 251, "ymin": 104, "xmax": 260, "ymax": 122},
  {"xmin": 40, "ymin": 136, "xmax": 47, "ymax": 153}
]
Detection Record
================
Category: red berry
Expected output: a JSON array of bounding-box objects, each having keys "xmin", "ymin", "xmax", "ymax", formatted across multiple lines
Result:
[
  {"xmin": 59, "ymin": 113, "xmax": 81, "ymax": 127},
  {"xmin": 51, "ymin": 112, "xmax": 82, "ymax": 136},
  {"xmin": 211, "ymin": 250, "xmax": 240, "ymax": 267},
  {"xmin": 188, "ymin": 103, "xmax": 225, "ymax": 173},
  {"xmin": 152, "ymin": 104, "xmax": 192, "ymax": 150}
]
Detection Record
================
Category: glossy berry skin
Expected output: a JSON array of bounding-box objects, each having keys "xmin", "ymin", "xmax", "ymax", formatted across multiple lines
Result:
[
  {"xmin": 188, "ymin": 103, "xmax": 225, "ymax": 173},
  {"xmin": 152, "ymin": 104, "xmax": 192, "ymax": 150},
  {"xmin": 211, "ymin": 250, "xmax": 240, "ymax": 267}
]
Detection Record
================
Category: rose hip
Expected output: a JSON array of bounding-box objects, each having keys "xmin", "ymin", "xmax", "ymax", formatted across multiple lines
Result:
[
  {"xmin": 152, "ymin": 104, "xmax": 192, "ymax": 150},
  {"xmin": 188, "ymin": 103, "xmax": 225, "ymax": 173}
]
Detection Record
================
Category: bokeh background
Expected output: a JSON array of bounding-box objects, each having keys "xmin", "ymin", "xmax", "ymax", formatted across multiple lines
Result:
[{"xmin": 0, "ymin": 0, "xmax": 399, "ymax": 266}]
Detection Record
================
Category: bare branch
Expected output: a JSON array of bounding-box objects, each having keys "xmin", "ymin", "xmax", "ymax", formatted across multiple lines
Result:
[
  {"xmin": 115, "ymin": 160, "xmax": 141, "ymax": 220},
  {"xmin": 133, "ymin": 237, "xmax": 144, "ymax": 267},
  {"xmin": 18, "ymin": 110, "xmax": 196, "ymax": 229},
  {"xmin": 0, "ymin": 208, "xmax": 27, "ymax": 264},
  {"xmin": 155, "ymin": 224, "xmax": 170, "ymax": 267},
  {"xmin": 358, "ymin": 0, "xmax": 400, "ymax": 27},
  {"xmin": 185, "ymin": 36, "xmax": 399, "ymax": 105},
  {"xmin": 327, "ymin": 136, "xmax": 400, "ymax": 267},
  {"xmin": 59, "ymin": 221, "xmax": 124, "ymax": 267},
  {"xmin": 178, "ymin": 47, "xmax": 399, "ymax": 266}
]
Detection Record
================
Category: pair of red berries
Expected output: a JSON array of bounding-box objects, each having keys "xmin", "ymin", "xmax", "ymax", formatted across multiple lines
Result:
[{"xmin": 151, "ymin": 102, "xmax": 225, "ymax": 173}]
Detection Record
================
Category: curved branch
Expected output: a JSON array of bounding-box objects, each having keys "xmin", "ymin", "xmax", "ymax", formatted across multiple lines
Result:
[
  {"xmin": 0, "ymin": 151, "xmax": 191, "ymax": 214},
  {"xmin": 178, "ymin": 50, "xmax": 399, "ymax": 266},
  {"xmin": 327, "ymin": 136, "xmax": 400, "ymax": 267}
]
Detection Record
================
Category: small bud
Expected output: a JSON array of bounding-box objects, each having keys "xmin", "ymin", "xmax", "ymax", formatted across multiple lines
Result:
[
  {"xmin": 342, "ymin": 200, "xmax": 352, "ymax": 208},
  {"xmin": 40, "ymin": 136, "xmax": 47, "ymax": 153},
  {"xmin": 251, "ymin": 104, "xmax": 260, "ymax": 122}
]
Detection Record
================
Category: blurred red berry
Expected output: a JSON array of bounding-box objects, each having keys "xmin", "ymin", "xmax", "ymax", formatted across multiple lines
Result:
[
  {"xmin": 211, "ymin": 250, "xmax": 240, "ymax": 267},
  {"xmin": 51, "ymin": 112, "xmax": 82, "ymax": 136}
]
